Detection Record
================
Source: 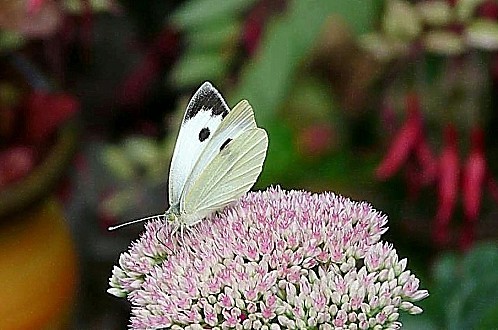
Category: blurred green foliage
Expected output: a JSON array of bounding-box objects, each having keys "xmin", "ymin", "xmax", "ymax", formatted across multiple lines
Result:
[
  {"xmin": 402, "ymin": 243, "xmax": 498, "ymax": 330},
  {"xmin": 231, "ymin": 1, "xmax": 369, "ymax": 188},
  {"xmin": 170, "ymin": 0, "xmax": 258, "ymax": 29},
  {"xmin": 169, "ymin": 0, "xmax": 376, "ymax": 96},
  {"xmin": 167, "ymin": 0, "xmax": 378, "ymax": 192},
  {"xmin": 233, "ymin": 0, "xmax": 375, "ymax": 122},
  {"xmin": 169, "ymin": 0, "xmax": 258, "ymax": 87}
]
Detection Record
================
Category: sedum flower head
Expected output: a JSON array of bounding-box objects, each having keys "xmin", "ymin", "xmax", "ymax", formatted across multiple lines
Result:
[{"xmin": 109, "ymin": 187, "xmax": 428, "ymax": 329}]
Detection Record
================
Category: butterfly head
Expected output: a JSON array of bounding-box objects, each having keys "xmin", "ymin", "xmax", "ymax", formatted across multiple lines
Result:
[
  {"xmin": 165, "ymin": 203, "xmax": 180, "ymax": 224},
  {"xmin": 166, "ymin": 212, "xmax": 178, "ymax": 223}
]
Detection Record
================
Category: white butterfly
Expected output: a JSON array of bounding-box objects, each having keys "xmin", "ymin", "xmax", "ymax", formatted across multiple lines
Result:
[{"xmin": 109, "ymin": 82, "xmax": 268, "ymax": 235}]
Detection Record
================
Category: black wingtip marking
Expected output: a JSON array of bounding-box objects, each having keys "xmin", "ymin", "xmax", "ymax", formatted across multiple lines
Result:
[
  {"xmin": 199, "ymin": 127, "xmax": 210, "ymax": 142},
  {"xmin": 220, "ymin": 138, "xmax": 232, "ymax": 151},
  {"xmin": 184, "ymin": 82, "xmax": 230, "ymax": 122}
]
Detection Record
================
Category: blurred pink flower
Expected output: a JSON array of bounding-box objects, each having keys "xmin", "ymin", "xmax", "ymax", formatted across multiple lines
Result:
[
  {"xmin": 376, "ymin": 92, "xmax": 423, "ymax": 181},
  {"xmin": 0, "ymin": 0, "xmax": 62, "ymax": 38},
  {"xmin": 297, "ymin": 124, "xmax": 336, "ymax": 158},
  {"xmin": 0, "ymin": 146, "xmax": 35, "ymax": 188},
  {"xmin": 109, "ymin": 187, "xmax": 428, "ymax": 329}
]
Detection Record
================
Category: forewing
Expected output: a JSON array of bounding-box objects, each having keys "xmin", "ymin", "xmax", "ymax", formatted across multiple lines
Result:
[
  {"xmin": 182, "ymin": 128, "xmax": 268, "ymax": 223},
  {"xmin": 168, "ymin": 82, "xmax": 230, "ymax": 207},
  {"xmin": 179, "ymin": 99, "xmax": 257, "ymax": 204}
]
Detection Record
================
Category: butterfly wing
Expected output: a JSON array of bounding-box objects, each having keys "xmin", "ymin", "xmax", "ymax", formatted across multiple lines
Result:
[
  {"xmin": 181, "ymin": 127, "xmax": 268, "ymax": 224},
  {"xmin": 168, "ymin": 82, "xmax": 230, "ymax": 208},
  {"xmin": 178, "ymin": 99, "xmax": 257, "ymax": 199}
]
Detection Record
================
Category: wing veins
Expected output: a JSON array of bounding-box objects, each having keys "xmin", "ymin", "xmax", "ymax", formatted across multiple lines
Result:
[
  {"xmin": 182, "ymin": 128, "xmax": 267, "ymax": 216},
  {"xmin": 178, "ymin": 100, "xmax": 257, "ymax": 207}
]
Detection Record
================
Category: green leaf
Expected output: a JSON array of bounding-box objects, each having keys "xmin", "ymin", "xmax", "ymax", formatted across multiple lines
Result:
[
  {"xmin": 123, "ymin": 137, "xmax": 161, "ymax": 168},
  {"xmin": 400, "ymin": 317, "xmax": 438, "ymax": 330},
  {"xmin": 0, "ymin": 31, "xmax": 25, "ymax": 52},
  {"xmin": 255, "ymin": 120, "xmax": 296, "ymax": 186},
  {"xmin": 63, "ymin": 0, "xmax": 112, "ymax": 13},
  {"xmin": 455, "ymin": 0, "xmax": 487, "ymax": 22},
  {"xmin": 422, "ymin": 243, "xmax": 498, "ymax": 329},
  {"xmin": 169, "ymin": 51, "xmax": 226, "ymax": 88},
  {"xmin": 170, "ymin": 0, "xmax": 258, "ymax": 30},
  {"xmin": 187, "ymin": 20, "xmax": 241, "ymax": 52},
  {"xmin": 459, "ymin": 244, "xmax": 498, "ymax": 329},
  {"xmin": 478, "ymin": 303, "xmax": 498, "ymax": 329},
  {"xmin": 285, "ymin": 77, "xmax": 339, "ymax": 123},
  {"xmin": 101, "ymin": 145, "xmax": 135, "ymax": 180},
  {"xmin": 101, "ymin": 189, "xmax": 140, "ymax": 217},
  {"xmin": 382, "ymin": 0, "xmax": 422, "ymax": 41},
  {"xmin": 323, "ymin": 0, "xmax": 376, "ymax": 35}
]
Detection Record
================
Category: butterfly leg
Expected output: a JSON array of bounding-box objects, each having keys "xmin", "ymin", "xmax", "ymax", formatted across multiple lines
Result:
[
  {"xmin": 169, "ymin": 222, "xmax": 179, "ymax": 240},
  {"xmin": 179, "ymin": 223, "xmax": 186, "ymax": 242}
]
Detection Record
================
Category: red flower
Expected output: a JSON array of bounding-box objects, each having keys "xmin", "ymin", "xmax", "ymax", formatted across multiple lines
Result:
[
  {"xmin": 460, "ymin": 127, "xmax": 487, "ymax": 249},
  {"xmin": 26, "ymin": 0, "xmax": 46, "ymax": 15},
  {"xmin": 376, "ymin": 92, "xmax": 422, "ymax": 180},
  {"xmin": 478, "ymin": 0, "xmax": 498, "ymax": 20},
  {"xmin": 0, "ymin": 146, "xmax": 35, "ymax": 188},
  {"xmin": 462, "ymin": 128, "xmax": 486, "ymax": 221},
  {"xmin": 433, "ymin": 124, "xmax": 459, "ymax": 246},
  {"xmin": 116, "ymin": 28, "xmax": 178, "ymax": 109},
  {"xmin": 297, "ymin": 124, "xmax": 335, "ymax": 157},
  {"xmin": 24, "ymin": 90, "xmax": 79, "ymax": 143},
  {"xmin": 242, "ymin": 0, "xmax": 286, "ymax": 55},
  {"xmin": 414, "ymin": 137, "xmax": 438, "ymax": 186}
]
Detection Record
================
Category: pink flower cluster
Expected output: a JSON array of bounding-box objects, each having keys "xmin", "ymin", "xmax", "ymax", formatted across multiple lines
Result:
[{"xmin": 109, "ymin": 187, "xmax": 428, "ymax": 329}]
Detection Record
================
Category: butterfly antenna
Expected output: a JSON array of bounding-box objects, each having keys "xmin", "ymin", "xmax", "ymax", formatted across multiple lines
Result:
[
  {"xmin": 108, "ymin": 214, "xmax": 164, "ymax": 231},
  {"xmin": 155, "ymin": 225, "xmax": 173, "ymax": 248}
]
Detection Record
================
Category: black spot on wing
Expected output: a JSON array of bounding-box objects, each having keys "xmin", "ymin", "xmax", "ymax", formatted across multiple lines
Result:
[
  {"xmin": 184, "ymin": 82, "xmax": 230, "ymax": 121},
  {"xmin": 199, "ymin": 127, "xmax": 210, "ymax": 142},
  {"xmin": 220, "ymin": 138, "xmax": 232, "ymax": 151}
]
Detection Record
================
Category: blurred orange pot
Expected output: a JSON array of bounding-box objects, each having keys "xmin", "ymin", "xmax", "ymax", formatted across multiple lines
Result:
[{"xmin": 0, "ymin": 198, "xmax": 78, "ymax": 330}]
